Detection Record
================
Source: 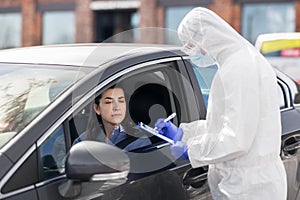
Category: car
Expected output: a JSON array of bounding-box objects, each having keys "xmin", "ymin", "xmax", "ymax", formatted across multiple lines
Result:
[
  {"xmin": 0, "ymin": 43, "xmax": 300, "ymax": 200},
  {"xmin": 255, "ymin": 32, "xmax": 300, "ymax": 83}
]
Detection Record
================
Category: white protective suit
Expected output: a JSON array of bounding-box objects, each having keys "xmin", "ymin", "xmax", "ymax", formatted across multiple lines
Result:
[{"xmin": 178, "ymin": 8, "xmax": 287, "ymax": 199}]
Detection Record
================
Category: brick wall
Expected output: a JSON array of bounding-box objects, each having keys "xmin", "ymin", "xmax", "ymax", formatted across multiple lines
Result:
[
  {"xmin": 210, "ymin": 0, "xmax": 241, "ymax": 32},
  {"xmin": 0, "ymin": 0, "xmax": 21, "ymax": 7},
  {"xmin": 0, "ymin": 0, "xmax": 298, "ymax": 47},
  {"xmin": 295, "ymin": 1, "xmax": 300, "ymax": 32},
  {"xmin": 21, "ymin": 0, "xmax": 41, "ymax": 46},
  {"xmin": 139, "ymin": 0, "xmax": 165, "ymax": 43},
  {"xmin": 75, "ymin": 0, "xmax": 93, "ymax": 43},
  {"xmin": 139, "ymin": 0, "xmax": 241, "ymax": 32}
]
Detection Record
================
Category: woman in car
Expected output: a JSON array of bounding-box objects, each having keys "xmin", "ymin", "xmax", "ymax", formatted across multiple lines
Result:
[{"xmin": 73, "ymin": 86, "xmax": 151, "ymax": 151}]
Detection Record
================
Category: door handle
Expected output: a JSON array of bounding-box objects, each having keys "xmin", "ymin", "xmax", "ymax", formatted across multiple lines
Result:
[
  {"xmin": 284, "ymin": 141, "xmax": 300, "ymax": 152},
  {"xmin": 184, "ymin": 173, "xmax": 207, "ymax": 186},
  {"xmin": 182, "ymin": 167, "xmax": 211, "ymax": 199},
  {"xmin": 183, "ymin": 167, "xmax": 208, "ymax": 188},
  {"xmin": 283, "ymin": 135, "xmax": 300, "ymax": 155}
]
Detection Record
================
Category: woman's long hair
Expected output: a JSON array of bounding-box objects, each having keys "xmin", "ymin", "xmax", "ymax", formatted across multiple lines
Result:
[{"xmin": 86, "ymin": 94, "xmax": 103, "ymax": 140}]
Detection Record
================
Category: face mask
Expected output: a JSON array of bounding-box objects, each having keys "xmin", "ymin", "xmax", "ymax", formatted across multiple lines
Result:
[{"xmin": 189, "ymin": 51, "xmax": 215, "ymax": 68}]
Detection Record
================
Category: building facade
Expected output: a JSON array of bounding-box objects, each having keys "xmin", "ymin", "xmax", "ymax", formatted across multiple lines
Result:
[{"xmin": 0, "ymin": 0, "xmax": 299, "ymax": 49}]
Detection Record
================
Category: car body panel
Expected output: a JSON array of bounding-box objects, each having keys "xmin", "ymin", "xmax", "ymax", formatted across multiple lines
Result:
[
  {"xmin": 32, "ymin": 54, "xmax": 207, "ymax": 200},
  {"xmin": 0, "ymin": 47, "xmax": 207, "ymax": 199},
  {"xmin": 255, "ymin": 32, "xmax": 300, "ymax": 83},
  {"xmin": 255, "ymin": 32, "xmax": 300, "ymax": 54},
  {"xmin": 281, "ymin": 109, "xmax": 300, "ymax": 200},
  {"xmin": 0, "ymin": 43, "xmax": 179, "ymax": 67},
  {"xmin": 0, "ymin": 43, "xmax": 299, "ymax": 200}
]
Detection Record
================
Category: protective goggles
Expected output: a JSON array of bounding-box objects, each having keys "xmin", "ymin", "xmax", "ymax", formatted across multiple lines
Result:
[{"xmin": 181, "ymin": 39, "xmax": 199, "ymax": 55}]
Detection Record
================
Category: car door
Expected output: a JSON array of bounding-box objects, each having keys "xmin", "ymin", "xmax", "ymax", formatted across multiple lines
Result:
[
  {"xmin": 35, "ymin": 124, "xmax": 69, "ymax": 199},
  {"xmin": 278, "ymin": 75, "xmax": 300, "ymax": 200},
  {"xmin": 21, "ymin": 55, "xmax": 212, "ymax": 200},
  {"xmin": 184, "ymin": 59, "xmax": 300, "ymax": 200},
  {"xmin": 0, "ymin": 146, "xmax": 39, "ymax": 200},
  {"xmin": 181, "ymin": 58, "xmax": 218, "ymax": 198},
  {"xmin": 66, "ymin": 57, "xmax": 211, "ymax": 200}
]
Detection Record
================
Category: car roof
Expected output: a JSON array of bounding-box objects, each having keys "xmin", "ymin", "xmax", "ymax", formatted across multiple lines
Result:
[
  {"xmin": 255, "ymin": 32, "xmax": 300, "ymax": 53},
  {"xmin": 0, "ymin": 43, "xmax": 180, "ymax": 67}
]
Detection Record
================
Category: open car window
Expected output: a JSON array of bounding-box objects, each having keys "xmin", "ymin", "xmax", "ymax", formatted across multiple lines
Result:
[{"xmin": 68, "ymin": 60, "xmax": 196, "ymax": 152}]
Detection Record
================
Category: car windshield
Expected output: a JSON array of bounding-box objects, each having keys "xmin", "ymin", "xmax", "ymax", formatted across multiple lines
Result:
[{"xmin": 0, "ymin": 64, "xmax": 88, "ymax": 148}]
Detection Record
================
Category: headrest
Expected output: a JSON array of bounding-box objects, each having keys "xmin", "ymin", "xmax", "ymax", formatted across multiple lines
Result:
[{"xmin": 128, "ymin": 83, "xmax": 172, "ymax": 127}]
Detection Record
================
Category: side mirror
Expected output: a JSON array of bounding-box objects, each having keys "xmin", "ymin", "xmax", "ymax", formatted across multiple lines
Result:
[{"xmin": 59, "ymin": 141, "xmax": 130, "ymax": 198}]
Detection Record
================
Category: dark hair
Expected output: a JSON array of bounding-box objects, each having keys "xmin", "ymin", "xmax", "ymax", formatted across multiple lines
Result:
[{"xmin": 86, "ymin": 85, "xmax": 125, "ymax": 140}]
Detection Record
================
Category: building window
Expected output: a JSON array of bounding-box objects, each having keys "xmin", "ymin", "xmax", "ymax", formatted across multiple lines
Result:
[
  {"xmin": 242, "ymin": 3, "xmax": 295, "ymax": 44},
  {"xmin": 165, "ymin": 6, "xmax": 195, "ymax": 44},
  {"xmin": 42, "ymin": 11, "xmax": 75, "ymax": 45},
  {"xmin": 0, "ymin": 13, "xmax": 21, "ymax": 49},
  {"xmin": 94, "ymin": 10, "xmax": 139, "ymax": 43},
  {"xmin": 165, "ymin": 6, "xmax": 195, "ymax": 31}
]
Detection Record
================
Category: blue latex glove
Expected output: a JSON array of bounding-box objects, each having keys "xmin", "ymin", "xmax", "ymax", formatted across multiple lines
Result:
[
  {"xmin": 171, "ymin": 141, "xmax": 188, "ymax": 160},
  {"xmin": 155, "ymin": 118, "xmax": 183, "ymax": 142}
]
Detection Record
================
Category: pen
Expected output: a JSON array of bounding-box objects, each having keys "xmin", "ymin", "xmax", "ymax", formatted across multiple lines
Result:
[
  {"xmin": 164, "ymin": 113, "xmax": 176, "ymax": 123},
  {"xmin": 154, "ymin": 113, "xmax": 176, "ymax": 130}
]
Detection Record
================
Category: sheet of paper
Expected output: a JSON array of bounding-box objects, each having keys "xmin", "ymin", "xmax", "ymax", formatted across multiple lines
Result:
[{"xmin": 138, "ymin": 122, "xmax": 175, "ymax": 145}]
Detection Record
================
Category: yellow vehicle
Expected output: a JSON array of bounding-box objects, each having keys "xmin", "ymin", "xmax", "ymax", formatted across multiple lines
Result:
[{"xmin": 255, "ymin": 32, "xmax": 300, "ymax": 83}]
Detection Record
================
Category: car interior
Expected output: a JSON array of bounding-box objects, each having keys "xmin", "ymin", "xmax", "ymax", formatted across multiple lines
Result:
[
  {"xmin": 68, "ymin": 65, "xmax": 180, "ymax": 150},
  {"xmin": 40, "ymin": 63, "xmax": 185, "ymax": 180}
]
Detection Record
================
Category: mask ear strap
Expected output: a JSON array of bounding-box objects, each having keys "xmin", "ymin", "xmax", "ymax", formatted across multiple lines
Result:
[
  {"xmin": 200, "ymin": 48, "xmax": 207, "ymax": 55},
  {"xmin": 182, "ymin": 39, "xmax": 198, "ymax": 55}
]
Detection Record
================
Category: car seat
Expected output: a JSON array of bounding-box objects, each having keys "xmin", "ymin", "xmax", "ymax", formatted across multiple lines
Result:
[
  {"xmin": 129, "ymin": 83, "xmax": 173, "ymax": 126},
  {"xmin": 128, "ymin": 83, "xmax": 175, "ymax": 144}
]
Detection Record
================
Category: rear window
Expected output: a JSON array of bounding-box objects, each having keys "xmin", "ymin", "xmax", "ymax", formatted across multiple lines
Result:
[{"xmin": 0, "ymin": 64, "xmax": 88, "ymax": 148}]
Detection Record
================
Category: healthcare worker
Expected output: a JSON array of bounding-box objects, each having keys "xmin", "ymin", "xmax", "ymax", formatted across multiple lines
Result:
[{"xmin": 155, "ymin": 7, "xmax": 287, "ymax": 200}]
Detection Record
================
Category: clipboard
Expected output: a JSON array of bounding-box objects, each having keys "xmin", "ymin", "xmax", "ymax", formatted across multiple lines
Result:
[{"xmin": 138, "ymin": 122, "xmax": 175, "ymax": 145}]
